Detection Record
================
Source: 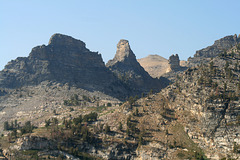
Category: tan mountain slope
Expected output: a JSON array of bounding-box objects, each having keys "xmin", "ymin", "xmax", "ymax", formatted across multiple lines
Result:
[
  {"xmin": 138, "ymin": 54, "xmax": 187, "ymax": 78},
  {"xmin": 137, "ymin": 54, "xmax": 169, "ymax": 78}
]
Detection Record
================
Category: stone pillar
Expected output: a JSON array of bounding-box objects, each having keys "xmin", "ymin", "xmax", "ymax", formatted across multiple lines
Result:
[{"xmin": 169, "ymin": 54, "xmax": 180, "ymax": 70}]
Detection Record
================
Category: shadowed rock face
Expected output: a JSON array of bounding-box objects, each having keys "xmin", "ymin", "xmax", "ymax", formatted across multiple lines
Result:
[
  {"xmin": 0, "ymin": 34, "xmax": 130, "ymax": 99},
  {"xmin": 106, "ymin": 39, "xmax": 169, "ymax": 94},
  {"xmin": 27, "ymin": 34, "xmax": 108, "ymax": 87}
]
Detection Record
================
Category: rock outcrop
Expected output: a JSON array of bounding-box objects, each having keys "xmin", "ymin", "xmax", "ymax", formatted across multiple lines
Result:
[
  {"xmin": 12, "ymin": 136, "xmax": 57, "ymax": 150},
  {"xmin": 158, "ymin": 54, "xmax": 188, "ymax": 82},
  {"xmin": 0, "ymin": 34, "xmax": 130, "ymax": 99},
  {"xmin": 106, "ymin": 40, "xmax": 169, "ymax": 94},
  {"xmin": 168, "ymin": 54, "xmax": 180, "ymax": 71}
]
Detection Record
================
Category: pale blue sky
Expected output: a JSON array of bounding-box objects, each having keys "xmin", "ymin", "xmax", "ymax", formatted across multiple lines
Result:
[{"xmin": 1, "ymin": 0, "xmax": 240, "ymax": 70}]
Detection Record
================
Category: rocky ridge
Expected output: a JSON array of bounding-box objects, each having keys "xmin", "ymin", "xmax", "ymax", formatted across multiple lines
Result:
[
  {"xmin": 0, "ymin": 34, "xmax": 132, "ymax": 100},
  {"xmin": 194, "ymin": 34, "xmax": 240, "ymax": 58},
  {"xmin": 188, "ymin": 34, "xmax": 240, "ymax": 67}
]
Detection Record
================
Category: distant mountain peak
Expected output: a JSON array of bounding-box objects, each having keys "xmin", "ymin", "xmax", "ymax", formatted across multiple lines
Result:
[{"xmin": 144, "ymin": 54, "xmax": 167, "ymax": 61}]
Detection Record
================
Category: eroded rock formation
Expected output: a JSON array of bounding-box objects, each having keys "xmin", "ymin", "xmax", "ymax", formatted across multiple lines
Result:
[
  {"xmin": 168, "ymin": 54, "xmax": 180, "ymax": 71},
  {"xmin": 106, "ymin": 39, "xmax": 169, "ymax": 94}
]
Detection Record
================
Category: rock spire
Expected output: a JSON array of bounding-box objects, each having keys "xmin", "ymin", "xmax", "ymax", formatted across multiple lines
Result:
[
  {"xmin": 107, "ymin": 39, "xmax": 169, "ymax": 94},
  {"xmin": 169, "ymin": 54, "xmax": 180, "ymax": 70}
]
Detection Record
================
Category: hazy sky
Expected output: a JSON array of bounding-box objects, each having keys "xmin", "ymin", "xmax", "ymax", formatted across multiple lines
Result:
[{"xmin": 1, "ymin": 0, "xmax": 240, "ymax": 70}]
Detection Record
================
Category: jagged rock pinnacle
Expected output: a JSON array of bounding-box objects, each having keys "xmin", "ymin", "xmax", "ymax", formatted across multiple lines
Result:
[
  {"xmin": 106, "ymin": 39, "xmax": 169, "ymax": 94},
  {"xmin": 107, "ymin": 39, "xmax": 136, "ymax": 66},
  {"xmin": 115, "ymin": 39, "xmax": 135, "ymax": 61}
]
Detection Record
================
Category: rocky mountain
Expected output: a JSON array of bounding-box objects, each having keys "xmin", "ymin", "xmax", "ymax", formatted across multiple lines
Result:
[
  {"xmin": 188, "ymin": 34, "xmax": 240, "ymax": 67},
  {"xmin": 194, "ymin": 34, "xmax": 240, "ymax": 58},
  {"xmin": 160, "ymin": 47, "xmax": 240, "ymax": 159},
  {"xmin": 137, "ymin": 54, "xmax": 169, "ymax": 78},
  {"xmin": 106, "ymin": 40, "xmax": 169, "ymax": 94},
  {"xmin": 104, "ymin": 43, "xmax": 240, "ymax": 159},
  {"xmin": 0, "ymin": 34, "xmax": 131, "ymax": 100},
  {"xmin": 0, "ymin": 34, "xmax": 240, "ymax": 160}
]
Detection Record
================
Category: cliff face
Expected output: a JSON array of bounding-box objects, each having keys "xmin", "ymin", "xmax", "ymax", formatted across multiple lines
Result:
[
  {"xmin": 0, "ymin": 34, "xmax": 129, "ymax": 99},
  {"xmin": 106, "ymin": 40, "xmax": 169, "ymax": 94}
]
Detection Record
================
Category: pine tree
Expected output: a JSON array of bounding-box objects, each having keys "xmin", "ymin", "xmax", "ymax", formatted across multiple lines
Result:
[
  {"xmin": 45, "ymin": 119, "xmax": 51, "ymax": 127},
  {"xmin": 105, "ymin": 124, "xmax": 110, "ymax": 134},
  {"xmin": 135, "ymin": 108, "xmax": 139, "ymax": 116},
  {"xmin": 4, "ymin": 121, "xmax": 9, "ymax": 130}
]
